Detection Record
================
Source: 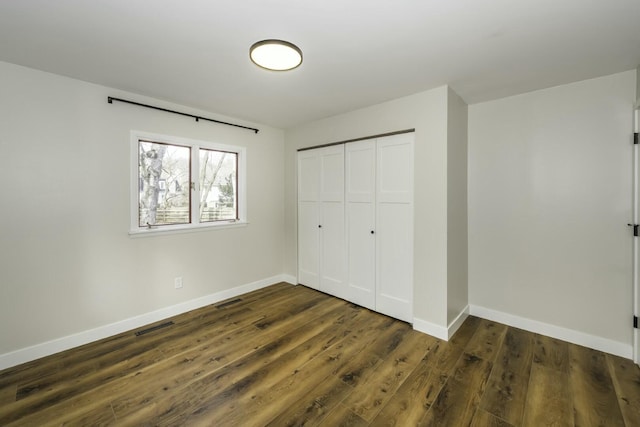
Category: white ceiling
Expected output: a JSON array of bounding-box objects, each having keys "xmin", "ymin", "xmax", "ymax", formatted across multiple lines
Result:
[{"xmin": 1, "ymin": 0, "xmax": 639, "ymax": 129}]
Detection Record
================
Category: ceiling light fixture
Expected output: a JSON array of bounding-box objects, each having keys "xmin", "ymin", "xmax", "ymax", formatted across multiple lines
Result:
[{"xmin": 250, "ymin": 39, "xmax": 303, "ymax": 71}]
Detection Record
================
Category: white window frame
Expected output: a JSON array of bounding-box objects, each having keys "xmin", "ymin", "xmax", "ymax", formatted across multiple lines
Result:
[{"xmin": 129, "ymin": 130, "xmax": 247, "ymax": 236}]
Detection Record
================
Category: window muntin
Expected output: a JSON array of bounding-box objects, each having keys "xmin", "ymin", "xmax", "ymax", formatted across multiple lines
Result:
[{"xmin": 131, "ymin": 131, "xmax": 245, "ymax": 235}]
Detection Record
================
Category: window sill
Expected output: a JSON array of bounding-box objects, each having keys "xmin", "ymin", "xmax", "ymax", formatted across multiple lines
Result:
[{"xmin": 129, "ymin": 221, "xmax": 248, "ymax": 238}]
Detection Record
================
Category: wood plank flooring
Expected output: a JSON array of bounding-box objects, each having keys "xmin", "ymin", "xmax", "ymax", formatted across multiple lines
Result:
[{"xmin": 0, "ymin": 282, "xmax": 638, "ymax": 426}]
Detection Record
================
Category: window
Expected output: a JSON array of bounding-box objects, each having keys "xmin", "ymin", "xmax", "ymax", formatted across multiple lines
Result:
[{"xmin": 130, "ymin": 131, "xmax": 246, "ymax": 235}]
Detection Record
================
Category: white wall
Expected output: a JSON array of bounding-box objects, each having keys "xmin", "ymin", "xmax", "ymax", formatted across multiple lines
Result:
[
  {"xmin": 637, "ymin": 65, "xmax": 640, "ymax": 101},
  {"xmin": 0, "ymin": 61, "xmax": 286, "ymax": 361},
  {"xmin": 469, "ymin": 70, "xmax": 636, "ymax": 354},
  {"xmin": 285, "ymin": 86, "xmax": 457, "ymax": 332},
  {"xmin": 447, "ymin": 88, "xmax": 469, "ymax": 325}
]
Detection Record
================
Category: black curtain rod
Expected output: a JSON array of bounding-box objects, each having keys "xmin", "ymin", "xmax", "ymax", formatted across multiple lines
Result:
[{"xmin": 107, "ymin": 96, "xmax": 259, "ymax": 134}]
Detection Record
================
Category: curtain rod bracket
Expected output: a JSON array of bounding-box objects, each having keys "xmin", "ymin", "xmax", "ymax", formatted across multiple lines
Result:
[{"xmin": 107, "ymin": 96, "xmax": 259, "ymax": 134}]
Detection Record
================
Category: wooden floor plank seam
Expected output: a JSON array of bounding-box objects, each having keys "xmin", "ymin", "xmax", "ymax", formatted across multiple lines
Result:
[{"xmin": 519, "ymin": 347, "xmax": 538, "ymax": 426}]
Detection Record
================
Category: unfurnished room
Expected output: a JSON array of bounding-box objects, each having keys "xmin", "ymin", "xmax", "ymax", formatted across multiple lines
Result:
[{"xmin": 1, "ymin": 1, "xmax": 640, "ymax": 425}]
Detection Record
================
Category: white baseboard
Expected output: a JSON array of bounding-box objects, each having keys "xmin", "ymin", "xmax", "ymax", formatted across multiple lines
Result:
[
  {"xmin": 413, "ymin": 305, "xmax": 470, "ymax": 342},
  {"xmin": 281, "ymin": 274, "xmax": 297, "ymax": 285},
  {"xmin": 469, "ymin": 304, "xmax": 632, "ymax": 359},
  {"xmin": 413, "ymin": 317, "xmax": 448, "ymax": 340},
  {"xmin": 0, "ymin": 274, "xmax": 290, "ymax": 371},
  {"xmin": 447, "ymin": 305, "xmax": 470, "ymax": 339}
]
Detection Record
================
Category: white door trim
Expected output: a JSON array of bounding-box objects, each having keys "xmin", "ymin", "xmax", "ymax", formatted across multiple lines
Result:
[{"xmin": 633, "ymin": 106, "xmax": 639, "ymax": 365}]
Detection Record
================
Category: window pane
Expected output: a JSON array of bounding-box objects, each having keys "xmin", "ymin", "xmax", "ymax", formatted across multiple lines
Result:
[
  {"xmin": 199, "ymin": 149, "xmax": 238, "ymax": 222},
  {"xmin": 138, "ymin": 141, "xmax": 191, "ymax": 226}
]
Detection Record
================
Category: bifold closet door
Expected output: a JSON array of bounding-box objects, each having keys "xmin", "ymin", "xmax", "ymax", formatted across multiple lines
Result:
[
  {"xmin": 300, "ymin": 134, "xmax": 412, "ymax": 323},
  {"xmin": 346, "ymin": 141, "xmax": 376, "ymax": 310},
  {"xmin": 376, "ymin": 134, "xmax": 414, "ymax": 322},
  {"xmin": 297, "ymin": 145, "xmax": 346, "ymax": 298}
]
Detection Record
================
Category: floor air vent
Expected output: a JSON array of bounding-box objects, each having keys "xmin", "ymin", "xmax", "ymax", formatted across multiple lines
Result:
[
  {"xmin": 216, "ymin": 298, "xmax": 242, "ymax": 309},
  {"xmin": 135, "ymin": 321, "xmax": 174, "ymax": 336}
]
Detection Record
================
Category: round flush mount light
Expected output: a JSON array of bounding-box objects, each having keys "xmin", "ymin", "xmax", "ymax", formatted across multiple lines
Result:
[{"xmin": 250, "ymin": 39, "xmax": 303, "ymax": 71}]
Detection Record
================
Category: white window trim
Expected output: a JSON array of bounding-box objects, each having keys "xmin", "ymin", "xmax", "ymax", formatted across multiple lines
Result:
[{"xmin": 129, "ymin": 130, "xmax": 247, "ymax": 237}]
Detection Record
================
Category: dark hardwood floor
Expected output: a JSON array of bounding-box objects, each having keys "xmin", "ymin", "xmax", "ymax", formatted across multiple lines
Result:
[{"xmin": 0, "ymin": 282, "xmax": 638, "ymax": 426}]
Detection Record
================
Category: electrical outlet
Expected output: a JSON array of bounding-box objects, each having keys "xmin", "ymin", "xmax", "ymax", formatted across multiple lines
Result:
[{"xmin": 174, "ymin": 277, "xmax": 183, "ymax": 289}]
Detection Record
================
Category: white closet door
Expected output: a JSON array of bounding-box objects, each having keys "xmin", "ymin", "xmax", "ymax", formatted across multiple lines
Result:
[
  {"xmin": 376, "ymin": 133, "xmax": 414, "ymax": 322},
  {"xmin": 297, "ymin": 150, "xmax": 321, "ymax": 290},
  {"xmin": 319, "ymin": 145, "xmax": 347, "ymax": 299},
  {"xmin": 346, "ymin": 140, "xmax": 376, "ymax": 309}
]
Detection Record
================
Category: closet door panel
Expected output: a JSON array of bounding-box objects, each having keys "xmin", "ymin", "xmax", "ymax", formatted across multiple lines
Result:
[
  {"xmin": 377, "ymin": 136, "xmax": 413, "ymax": 204},
  {"xmin": 346, "ymin": 142, "xmax": 376, "ymax": 202},
  {"xmin": 297, "ymin": 150, "xmax": 321, "ymax": 290},
  {"xmin": 376, "ymin": 134, "xmax": 414, "ymax": 322},
  {"xmin": 347, "ymin": 202, "xmax": 375, "ymax": 309},
  {"xmin": 298, "ymin": 151, "xmax": 320, "ymax": 202},
  {"xmin": 297, "ymin": 201, "xmax": 320, "ymax": 289},
  {"xmin": 320, "ymin": 201, "xmax": 347, "ymax": 298},
  {"xmin": 376, "ymin": 203, "xmax": 413, "ymax": 322},
  {"xmin": 319, "ymin": 145, "xmax": 346, "ymax": 298},
  {"xmin": 346, "ymin": 141, "xmax": 376, "ymax": 309},
  {"xmin": 320, "ymin": 145, "xmax": 344, "ymax": 202}
]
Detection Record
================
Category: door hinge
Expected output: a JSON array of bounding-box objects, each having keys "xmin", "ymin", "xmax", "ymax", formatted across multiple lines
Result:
[
  {"xmin": 635, "ymin": 132, "xmax": 638, "ymax": 145},
  {"xmin": 628, "ymin": 223, "xmax": 639, "ymax": 236},
  {"xmin": 634, "ymin": 316, "xmax": 638, "ymax": 329}
]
